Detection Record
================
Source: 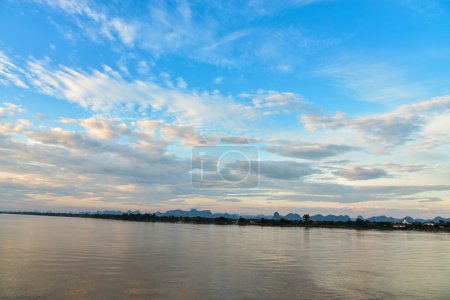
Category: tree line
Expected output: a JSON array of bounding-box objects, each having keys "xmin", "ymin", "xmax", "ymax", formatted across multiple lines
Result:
[{"xmin": 1, "ymin": 211, "xmax": 450, "ymax": 232}]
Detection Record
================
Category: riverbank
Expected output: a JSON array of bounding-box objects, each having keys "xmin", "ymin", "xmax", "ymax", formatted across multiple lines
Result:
[{"xmin": 2, "ymin": 211, "xmax": 450, "ymax": 232}]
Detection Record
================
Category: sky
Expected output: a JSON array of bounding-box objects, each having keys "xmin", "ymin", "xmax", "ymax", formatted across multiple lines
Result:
[{"xmin": 1, "ymin": 0, "xmax": 450, "ymax": 218}]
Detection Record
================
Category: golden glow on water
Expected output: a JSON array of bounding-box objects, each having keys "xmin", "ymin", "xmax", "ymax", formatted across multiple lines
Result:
[{"xmin": 1, "ymin": 214, "xmax": 449, "ymax": 299}]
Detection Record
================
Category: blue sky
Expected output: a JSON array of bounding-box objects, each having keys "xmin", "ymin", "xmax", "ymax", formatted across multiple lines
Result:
[{"xmin": 1, "ymin": 0, "xmax": 450, "ymax": 217}]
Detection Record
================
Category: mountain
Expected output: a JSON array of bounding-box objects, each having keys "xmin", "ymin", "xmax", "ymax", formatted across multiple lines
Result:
[
  {"xmin": 155, "ymin": 209, "xmax": 239, "ymax": 219},
  {"xmin": 403, "ymin": 216, "xmax": 415, "ymax": 223},
  {"xmin": 311, "ymin": 214, "xmax": 352, "ymax": 222},
  {"xmin": 217, "ymin": 213, "xmax": 240, "ymax": 219},
  {"xmin": 270, "ymin": 212, "xmax": 301, "ymax": 221},
  {"xmin": 6, "ymin": 208, "xmax": 449, "ymax": 224},
  {"xmin": 269, "ymin": 213, "xmax": 350, "ymax": 222},
  {"xmin": 432, "ymin": 216, "xmax": 450, "ymax": 223},
  {"xmin": 245, "ymin": 214, "xmax": 273, "ymax": 220},
  {"xmin": 155, "ymin": 209, "xmax": 213, "ymax": 218},
  {"xmin": 285, "ymin": 213, "xmax": 302, "ymax": 221},
  {"xmin": 142, "ymin": 209, "xmax": 450, "ymax": 223},
  {"xmin": 91, "ymin": 210, "xmax": 123, "ymax": 215},
  {"xmin": 366, "ymin": 216, "xmax": 401, "ymax": 223},
  {"xmin": 272, "ymin": 212, "xmax": 282, "ymax": 220}
]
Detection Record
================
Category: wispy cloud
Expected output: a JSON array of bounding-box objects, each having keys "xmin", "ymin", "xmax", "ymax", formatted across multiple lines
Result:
[
  {"xmin": 318, "ymin": 56, "xmax": 426, "ymax": 103},
  {"xmin": 0, "ymin": 52, "xmax": 255, "ymax": 127},
  {"xmin": 239, "ymin": 90, "xmax": 308, "ymax": 115},
  {"xmin": 33, "ymin": 0, "xmax": 330, "ymax": 69},
  {"xmin": 0, "ymin": 53, "xmax": 29, "ymax": 89},
  {"xmin": 35, "ymin": 0, "xmax": 137, "ymax": 46}
]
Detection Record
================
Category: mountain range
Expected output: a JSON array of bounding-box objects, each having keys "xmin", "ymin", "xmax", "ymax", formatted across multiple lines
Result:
[{"xmin": 89, "ymin": 209, "xmax": 450, "ymax": 223}]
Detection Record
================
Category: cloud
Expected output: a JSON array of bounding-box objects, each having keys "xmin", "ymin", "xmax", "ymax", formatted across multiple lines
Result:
[
  {"xmin": 0, "ymin": 102, "xmax": 26, "ymax": 119},
  {"xmin": 384, "ymin": 163, "xmax": 433, "ymax": 173},
  {"xmin": 417, "ymin": 197, "xmax": 443, "ymax": 203},
  {"xmin": 200, "ymin": 159, "xmax": 317, "ymax": 188},
  {"xmin": 161, "ymin": 124, "xmax": 210, "ymax": 146},
  {"xmin": 318, "ymin": 161, "xmax": 436, "ymax": 181},
  {"xmin": 0, "ymin": 53, "xmax": 254, "ymax": 127},
  {"xmin": 261, "ymin": 181, "xmax": 450, "ymax": 203},
  {"xmin": 0, "ymin": 119, "xmax": 194, "ymax": 209},
  {"xmin": 1, "ymin": 113, "xmax": 449, "ymax": 212},
  {"xmin": 300, "ymin": 95, "xmax": 450, "ymax": 150},
  {"xmin": 240, "ymin": 90, "xmax": 307, "ymax": 115},
  {"xmin": 258, "ymin": 161, "xmax": 318, "ymax": 180},
  {"xmin": 245, "ymin": 0, "xmax": 325, "ymax": 16},
  {"xmin": 253, "ymin": 27, "xmax": 337, "ymax": 71},
  {"xmin": 217, "ymin": 198, "xmax": 242, "ymax": 203},
  {"xmin": 318, "ymin": 56, "xmax": 425, "ymax": 103},
  {"xmin": 0, "ymin": 53, "xmax": 29, "ymax": 89},
  {"xmin": 61, "ymin": 117, "xmax": 129, "ymax": 140},
  {"xmin": 114, "ymin": 184, "xmax": 139, "ymax": 193},
  {"xmin": 396, "ymin": 0, "xmax": 445, "ymax": 16},
  {"xmin": 335, "ymin": 166, "xmax": 390, "ymax": 180},
  {"xmin": 265, "ymin": 140, "xmax": 358, "ymax": 160},
  {"xmin": 421, "ymin": 111, "xmax": 450, "ymax": 149},
  {"xmin": 213, "ymin": 77, "xmax": 223, "ymax": 84},
  {"xmin": 35, "ymin": 0, "xmax": 137, "ymax": 46},
  {"xmin": 2, "ymin": 1, "xmax": 450, "ymax": 216},
  {"xmin": 135, "ymin": 120, "xmax": 161, "ymax": 138},
  {"xmin": 220, "ymin": 137, "xmax": 257, "ymax": 144},
  {"xmin": 35, "ymin": 0, "xmax": 216, "ymax": 59},
  {"xmin": 33, "ymin": 0, "xmax": 330, "ymax": 69}
]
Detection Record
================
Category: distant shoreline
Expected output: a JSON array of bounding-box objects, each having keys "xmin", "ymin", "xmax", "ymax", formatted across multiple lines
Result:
[{"xmin": 2, "ymin": 211, "xmax": 450, "ymax": 233}]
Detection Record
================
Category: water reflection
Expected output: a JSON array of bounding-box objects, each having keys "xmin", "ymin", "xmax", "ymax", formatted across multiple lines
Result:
[{"xmin": 0, "ymin": 214, "xmax": 449, "ymax": 299}]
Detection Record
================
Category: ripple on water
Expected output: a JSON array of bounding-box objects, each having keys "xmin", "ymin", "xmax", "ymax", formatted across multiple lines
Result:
[{"xmin": 1, "ymin": 215, "xmax": 450, "ymax": 299}]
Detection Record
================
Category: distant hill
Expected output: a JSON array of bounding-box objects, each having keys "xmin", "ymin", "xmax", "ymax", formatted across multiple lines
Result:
[
  {"xmin": 366, "ymin": 216, "xmax": 401, "ymax": 223},
  {"xmin": 310, "ymin": 214, "xmax": 352, "ymax": 222},
  {"xmin": 285, "ymin": 213, "xmax": 302, "ymax": 221},
  {"xmin": 155, "ymin": 209, "xmax": 240, "ymax": 219},
  {"xmin": 81, "ymin": 209, "xmax": 450, "ymax": 223}
]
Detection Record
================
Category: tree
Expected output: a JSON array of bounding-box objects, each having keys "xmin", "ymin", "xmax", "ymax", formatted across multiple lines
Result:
[{"xmin": 303, "ymin": 214, "xmax": 310, "ymax": 223}]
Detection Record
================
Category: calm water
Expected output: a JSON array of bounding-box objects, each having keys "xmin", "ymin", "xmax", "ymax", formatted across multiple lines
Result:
[{"xmin": 0, "ymin": 214, "xmax": 449, "ymax": 299}]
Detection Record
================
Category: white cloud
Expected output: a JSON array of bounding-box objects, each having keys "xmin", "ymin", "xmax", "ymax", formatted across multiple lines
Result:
[
  {"xmin": 109, "ymin": 18, "xmax": 137, "ymax": 46},
  {"xmin": 0, "ymin": 52, "xmax": 29, "ymax": 89},
  {"xmin": 33, "ymin": 0, "xmax": 330, "ymax": 69},
  {"xmin": 137, "ymin": 60, "xmax": 150, "ymax": 75},
  {"xmin": 213, "ymin": 76, "xmax": 223, "ymax": 84},
  {"xmin": 0, "ymin": 53, "xmax": 254, "ymax": 127},
  {"xmin": 240, "ymin": 90, "xmax": 307, "ymax": 115},
  {"xmin": 36, "ymin": 0, "xmax": 137, "ymax": 46},
  {"xmin": 0, "ymin": 112, "xmax": 449, "ymax": 214},
  {"xmin": 61, "ymin": 117, "xmax": 129, "ymax": 140},
  {"xmin": 135, "ymin": 120, "xmax": 161, "ymax": 139},
  {"xmin": 246, "ymin": 0, "xmax": 325, "ymax": 16},
  {"xmin": 421, "ymin": 111, "xmax": 450, "ymax": 149},
  {"xmin": 0, "ymin": 102, "xmax": 25, "ymax": 119},
  {"xmin": 161, "ymin": 124, "xmax": 210, "ymax": 146},
  {"xmin": 300, "ymin": 95, "xmax": 450, "ymax": 150},
  {"xmin": 176, "ymin": 77, "xmax": 187, "ymax": 89}
]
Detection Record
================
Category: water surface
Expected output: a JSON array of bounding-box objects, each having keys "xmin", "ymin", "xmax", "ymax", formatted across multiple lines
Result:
[{"xmin": 0, "ymin": 214, "xmax": 449, "ymax": 299}]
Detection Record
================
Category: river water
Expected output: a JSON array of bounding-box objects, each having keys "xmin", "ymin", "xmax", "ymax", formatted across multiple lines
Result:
[{"xmin": 0, "ymin": 214, "xmax": 449, "ymax": 299}]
